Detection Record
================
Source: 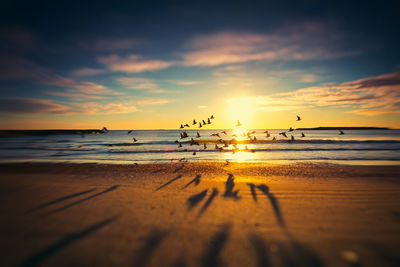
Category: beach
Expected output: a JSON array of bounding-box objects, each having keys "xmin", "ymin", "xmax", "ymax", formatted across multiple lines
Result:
[{"xmin": 0, "ymin": 162, "xmax": 399, "ymax": 267}]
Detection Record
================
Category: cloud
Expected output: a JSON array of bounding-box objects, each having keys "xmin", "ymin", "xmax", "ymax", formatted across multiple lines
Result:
[
  {"xmin": 0, "ymin": 98, "xmax": 69, "ymax": 114},
  {"xmin": 72, "ymin": 101, "xmax": 139, "ymax": 114},
  {"xmin": 98, "ymin": 54, "xmax": 173, "ymax": 73},
  {"xmin": 170, "ymin": 80, "xmax": 201, "ymax": 86},
  {"xmin": 227, "ymin": 72, "xmax": 400, "ymax": 116},
  {"xmin": 71, "ymin": 68, "xmax": 105, "ymax": 76},
  {"xmin": 182, "ymin": 23, "xmax": 360, "ymax": 67},
  {"xmin": 46, "ymin": 91, "xmax": 107, "ymax": 101},
  {"xmin": 117, "ymin": 77, "xmax": 158, "ymax": 89},
  {"xmin": 136, "ymin": 98, "xmax": 170, "ymax": 105},
  {"xmin": 43, "ymin": 75, "xmax": 114, "ymax": 95}
]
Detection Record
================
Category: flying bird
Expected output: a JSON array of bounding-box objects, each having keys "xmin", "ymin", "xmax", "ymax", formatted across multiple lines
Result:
[
  {"xmin": 221, "ymin": 131, "xmax": 227, "ymax": 135},
  {"xmin": 297, "ymin": 115, "xmax": 301, "ymax": 121},
  {"xmin": 301, "ymin": 132, "xmax": 305, "ymax": 137},
  {"xmin": 184, "ymin": 124, "xmax": 190, "ymax": 128},
  {"xmin": 289, "ymin": 127, "xmax": 294, "ymax": 132},
  {"xmin": 211, "ymin": 115, "xmax": 214, "ymax": 119},
  {"xmin": 203, "ymin": 144, "xmax": 207, "ymax": 149},
  {"xmin": 207, "ymin": 118, "xmax": 211, "ymax": 124},
  {"xmin": 132, "ymin": 137, "xmax": 137, "ymax": 142},
  {"xmin": 339, "ymin": 130, "xmax": 344, "ymax": 135},
  {"xmin": 196, "ymin": 132, "xmax": 201, "ymax": 138},
  {"xmin": 193, "ymin": 119, "xmax": 197, "ymax": 125},
  {"xmin": 180, "ymin": 124, "xmax": 184, "ymax": 129},
  {"xmin": 127, "ymin": 130, "xmax": 133, "ymax": 134},
  {"xmin": 202, "ymin": 120, "xmax": 206, "ymax": 125},
  {"xmin": 279, "ymin": 132, "xmax": 288, "ymax": 138},
  {"xmin": 199, "ymin": 123, "xmax": 202, "ymax": 128}
]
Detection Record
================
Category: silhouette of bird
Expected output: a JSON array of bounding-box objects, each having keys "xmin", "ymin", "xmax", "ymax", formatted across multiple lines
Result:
[
  {"xmin": 215, "ymin": 144, "xmax": 219, "ymax": 150},
  {"xmin": 193, "ymin": 151, "xmax": 196, "ymax": 155},
  {"xmin": 127, "ymin": 130, "xmax": 133, "ymax": 134},
  {"xmin": 207, "ymin": 118, "xmax": 211, "ymax": 124},
  {"xmin": 202, "ymin": 120, "xmax": 206, "ymax": 125},
  {"xmin": 132, "ymin": 137, "xmax": 137, "ymax": 142},
  {"xmin": 184, "ymin": 124, "xmax": 190, "ymax": 128},
  {"xmin": 237, "ymin": 120, "xmax": 242, "ymax": 126},
  {"xmin": 221, "ymin": 131, "xmax": 227, "ymax": 135},
  {"xmin": 272, "ymin": 137, "xmax": 276, "ymax": 140},
  {"xmin": 279, "ymin": 132, "xmax": 287, "ymax": 138},
  {"xmin": 211, "ymin": 115, "xmax": 214, "ymax": 119},
  {"xmin": 178, "ymin": 142, "xmax": 182, "ymax": 148},
  {"xmin": 339, "ymin": 130, "xmax": 344, "ymax": 135},
  {"xmin": 301, "ymin": 132, "xmax": 305, "ymax": 137},
  {"xmin": 266, "ymin": 133, "xmax": 270, "ymax": 137},
  {"xmin": 193, "ymin": 119, "xmax": 197, "ymax": 125},
  {"xmin": 196, "ymin": 132, "xmax": 201, "ymax": 138},
  {"xmin": 297, "ymin": 115, "xmax": 301, "ymax": 121},
  {"xmin": 289, "ymin": 127, "xmax": 294, "ymax": 132},
  {"xmin": 203, "ymin": 144, "xmax": 207, "ymax": 149},
  {"xmin": 264, "ymin": 130, "xmax": 269, "ymax": 134},
  {"xmin": 199, "ymin": 122, "xmax": 202, "ymax": 128},
  {"xmin": 180, "ymin": 124, "xmax": 184, "ymax": 129},
  {"xmin": 211, "ymin": 133, "xmax": 220, "ymax": 138}
]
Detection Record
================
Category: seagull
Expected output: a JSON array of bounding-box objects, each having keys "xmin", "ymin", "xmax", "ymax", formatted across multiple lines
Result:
[
  {"xmin": 184, "ymin": 124, "xmax": 190, "ymax": 128},
  {"xmin": 180, "ymin": 124, "xmax": 184, "ymax": 129},
  {"xmin": 193, "ymin": 119, "xmax": 197, "ymax": 125},
  {"xmin": 215, "ymin": 144, "xmax": 219, "ymax": 150},
  {"xmin": 207, "ymin": 118, "xmax": 211, "ymax": 124},
  {"xmin": 199, "ymin": 123, "xmax": 202, "ymax": 128},
  {"xmin": 301, "ymin": 132, "xmax": 305, "ymax": 137},
  {"xmin": 202, "ymin": 120, "xmax": 206, "ymax": 125},
  {"xmin": 237, "ymin": 120, "xmax": 242, "ymax": 126},
  {"xmin": 211, "ymin": 133, "xmax": 220, "ymax": 138},
  {"xmin": 196, "ymin": 132, "xmax": 201, "ymax": 138},
  {"xmin": 221, "ymin": 131, "xmax": 227, "ymax": 135},
  {"xmin": 211, "ymin": 115, "xmax": 214, "ymax": 119},
  {"xmin": 193, "ymin": 151, "xmax": 196, "ymax": 155},
  {"xmin": 127, "ymin": 130, "xmax": 133, "ymax": 134},
  {"xmin": 339, "ymin": 130, "xmax": 344, "ymax": 135},
  {"xmin": 297, "ymin": 115, "xmax": 301, "ymax": 121},
  {"xmin": 289, "ymin": 127, "xmax": 294, "ymax": 132},
  {"xmin": 132, "ymin": 137, "xmax": 137, "ymax": 142},
  {"xmin": 279, "ymin": 132, "xmax": 288, "ymax": 138}
]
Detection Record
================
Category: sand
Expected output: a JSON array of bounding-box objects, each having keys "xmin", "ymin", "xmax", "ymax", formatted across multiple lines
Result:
[{"xmin": 0, "ymin": 162, "xmax": 399, "ymax": 267}]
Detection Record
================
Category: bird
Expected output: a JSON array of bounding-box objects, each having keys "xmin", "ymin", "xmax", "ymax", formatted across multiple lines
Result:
[
  {"xmin": 215, "ymin": 144, "xmax": 219, "ymax": 150},
  {"xmin": 289, "ymin": 127, "xmax": 294, "ymax": 132},
  {"xmin": 132, "ymin": 137, "xmax": 137, "ymax": 142},
  {"xmin": 203, "ymin": 144, "xmax": 207, "ymax": 149},
  {"xmin": 237, "ymin": 120, "xmax": 242, "ymax": 126},
  {"xmin": 264, "ymin": 130, "xmax": 269, "ymax": 134},
  {"xmin": 199, "ymin": 123, "xmax": 202, "ymax": 128},
  {"xmin": 339, "ymin": 130, "xmax": 344, "ymax": 135},
  {"xmin": 221, "ymin": 131, "xmax": 227, "ymax": 135},
  {"xmin": 279, "ymin": 132, "xmax": 287, "ymax": 138},
  {"xmin": 178, "ymin": 142, "xmax": 182, "ymax": 148},
  {"xmin": 193, "ymin": 119, "xmax": 197, "ymax": 125},
  {"xmin": 207, "ymin": 118, "xmax": 211, "ymax": 124},
  {"xmin": 196, "ymin": 132, "xmax": 201, "ymax": 138},
  {"xmin": 127, "ymin": 130, "xmax": 133, "ymax": 134},
  {"xmin": 211, "ymin": 133, "xmax": 220, "ymax": 138},
  {"xmin": 193, "ymin": 151, "xmax": 196, "ymax": 155},
  {"xmin": 184, "ymin": 124, "xmax": 190, "ymax": 128},
  {"xmin": 211, "ymin": 115, "xmax": 214, "ymax": 119},
  {"xmin": 202, "ymin": 120, "xmax": 206, "ymax": 125},
  {"xmin": 272, "ymin": 137, "xmax": 276, "ymax": 140},
  {"xmin": 180, "ymin": 124, "xmax": 184, "ymax": 129},
  {"xmin": 266, "ymin": 133, "xmax": 270, "ymax": 137},
  {"xmin": 301, "ymin": 132, "xmax": 305, "ymax": 137},
  {"xmin": 297, "ymin": 115, "xmax": 301, "ymax": 121}
]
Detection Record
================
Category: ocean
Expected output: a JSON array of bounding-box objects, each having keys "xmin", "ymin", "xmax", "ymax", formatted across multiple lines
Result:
[{"xmin": 0, "ymin": 129, "xmax": 399, "ymax": 165}]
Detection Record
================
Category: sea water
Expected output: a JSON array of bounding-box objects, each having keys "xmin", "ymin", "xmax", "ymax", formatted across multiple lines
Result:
[{"xmin": 0, "ymin": 129, "xmax": 399, "ymax": 165}]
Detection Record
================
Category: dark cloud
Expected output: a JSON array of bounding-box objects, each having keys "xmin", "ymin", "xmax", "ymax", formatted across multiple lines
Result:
[{"xmin": 0, "ymin": 98, "xmax": 69, "ymax": 114}]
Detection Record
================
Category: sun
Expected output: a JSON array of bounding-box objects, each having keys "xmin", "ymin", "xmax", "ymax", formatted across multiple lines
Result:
[
  {"xmin": 232, "ymin": 125, "xmax": 248, "ymax": 141},
  {"xmin": 226, "ymin": 96, "xmax": 255, "ymax": 128}
]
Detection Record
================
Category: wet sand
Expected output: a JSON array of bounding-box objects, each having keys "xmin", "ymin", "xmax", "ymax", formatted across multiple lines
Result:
[{"xmin": 0, "ymin": 162, "xmax": 399, "ymax": 267}]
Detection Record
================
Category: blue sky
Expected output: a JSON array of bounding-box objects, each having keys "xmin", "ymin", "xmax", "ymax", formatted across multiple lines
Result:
[{"xmin": 0, "ymin": 0, "xmax": 399, "ymax": 129}]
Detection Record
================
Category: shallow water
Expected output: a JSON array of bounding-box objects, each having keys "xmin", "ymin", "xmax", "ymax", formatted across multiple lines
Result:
[{"xmin": 0, "ymin": 129, "xmax": 399, "ymax": 165}]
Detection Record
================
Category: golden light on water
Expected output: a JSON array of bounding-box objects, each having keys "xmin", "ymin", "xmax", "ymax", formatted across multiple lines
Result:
[
  {"xmin": 226, "ymin": 96, "xmax": 255, "ymax": 128},
  {"xmin": 232, "ymin": 125, "xmax": 248, "ymax": 141}
]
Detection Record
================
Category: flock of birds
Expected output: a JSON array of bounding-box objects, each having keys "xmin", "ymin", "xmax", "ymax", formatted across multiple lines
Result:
[{"xmin": 125, "ymin": 114, "xmax": 345, "ymax": 161}]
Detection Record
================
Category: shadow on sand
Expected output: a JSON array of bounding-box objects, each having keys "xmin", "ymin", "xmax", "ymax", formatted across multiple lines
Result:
[
  {"xmin": 22, "ymin": 216, "xmax": 118, "ymax": 267},
  {"xmin": 46, "ymin": 185, "xmax": 120, "ymax": 215},
  {"xmin": 223, "ymin": 174, "xmax": 240, "ymax": 200},
  {"xmin": 202, "ymin": 224, "xmax": 231, "ymax": 267},
  {"xmin": 26, "ymin": 188, "xmax": 97, "ymax": 213},
  {"xmin": 173, "ymin": 164, "xmax": 184, "ymax": 173},
  {"xmin": 247, "ymin": 183, "xmax": 257, "ymax": 202},
  {"xmin": 198, "ymin": 188, "xmax": 219, "ymax": 217},
  {"xmin": 256, "ymin": 184, "xmax": 285, "ymax": 228},
  {"xmin": 133, "ymin": 229, "xmax": 168, "ymax": 267},
  {"xmin": 248, "ymin": 232, "xmax": 323, "ymax": 267},
  {"xmin": 183, "ymin": 174, "xmax": 202, "ymax": 189},
  {"xmin": 187, "ymin": 189, "xmax": 208, "ymax": 209},
  {"xmin": 156, "ymin": 175, "xmax": 183, "ymax": 191}
]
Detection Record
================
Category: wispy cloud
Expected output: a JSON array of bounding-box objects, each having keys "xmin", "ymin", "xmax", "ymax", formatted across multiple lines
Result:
[
  {"xmin": 46, "ymin": 91, "xmax": 107, "ymax": 101},
  {"xmin": 78, "ymin": 37, "xmax": 140, "ymax": 51},
  {"xmin": 169, "ymin": 80, "xmax": 201, "ymax": 86},
  {"xmin": 0, "ymin": 98, "xmax": 69, "ymax": 114},
  {"xmin": 117, "ymin": 77, "xmax": 168, "ymax": 93},
  {"xmin": 98, "ymin": 54, "xmax": 173, "ymax": 73},
  {"xmin": 182, "ymin": 23, "xmax": 360, "ymax": 67},
  {"xmin": 227, "ymin": 72, "xmax": 400, "ymax": 116},
  {"xmin": 70, "ymin": 68, "xmax": 106, "ymax": 76},
  {"xmin": 136, "ymin": 98, "xmax": 170, "ymax": 105}
]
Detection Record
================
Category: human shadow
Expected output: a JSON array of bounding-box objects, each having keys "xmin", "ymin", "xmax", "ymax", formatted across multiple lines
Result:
[
  {"xmin": 133, "ymin": 229, "xmax": 168, "ymax": 267},
  {"xmin": 247, "ymin": 183, "xmax": 257, "ymax": 202},
  {"xmin": 256, "ymin": 184, "xmax": 285, "ymax": 228},
  {"xmin": 156, "ymin": 175, "xmax": 183, "ymax": 191},
  {"xmin": 201, "ymin": 224, "xmax": 231, "ymax": 267},
  {"xmin": 46, "ymin": 185, "xmax": 119, "ymax": 215},
  {"xmin": 183, "ymin": 174, "xmax": 202, "ymax": 189},
  {"xmin": 26, "ymin": 188, "xmax": 97, "ymax": 213},
  {"xmin": 248, "ymin": 233, "xmax": 269, "ymax": 267},
  {"xmin": 22, "ymin": 216, "xmax": 118, "ymax": 267},
  {"xmin": 187, "ymin": 189, "xmax": 208, "ymax": 209},
  {"xmin": 223, "ymin": 173, "xmax": 240, "ymax": 200},
  {"xmin": 198, "ymin": 188, "xmax": 219, "ymax": 217}
]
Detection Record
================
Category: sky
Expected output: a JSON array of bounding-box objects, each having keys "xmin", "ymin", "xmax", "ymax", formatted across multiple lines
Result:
[{"xmin": 0, "ymin": 0, "xmax": 399, "ymax": 129}]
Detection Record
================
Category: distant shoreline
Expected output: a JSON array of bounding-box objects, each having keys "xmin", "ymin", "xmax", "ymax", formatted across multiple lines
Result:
[{"xmin": 296, "ymin": 127, "xmax": 390, "ymax": 130}]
